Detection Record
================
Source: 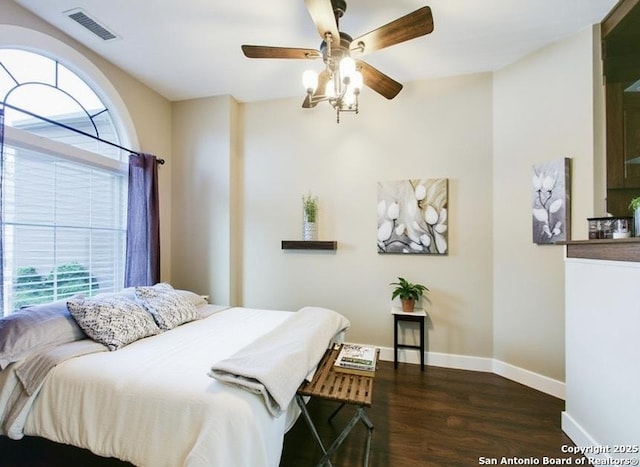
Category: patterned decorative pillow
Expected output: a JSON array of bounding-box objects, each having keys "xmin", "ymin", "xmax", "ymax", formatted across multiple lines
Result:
[
  {"xmin": 67, "ymin": 296, "xmax": 160, "ymax": 351},
  {"xmin": 135, "ymin": 283, "xmax": 200, "ymax": 330}
]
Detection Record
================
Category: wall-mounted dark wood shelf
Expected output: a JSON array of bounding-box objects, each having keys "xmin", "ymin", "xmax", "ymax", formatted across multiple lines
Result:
[{"xmin": 281, "ymin": 241, "xmax": 337, "ymax": 250}]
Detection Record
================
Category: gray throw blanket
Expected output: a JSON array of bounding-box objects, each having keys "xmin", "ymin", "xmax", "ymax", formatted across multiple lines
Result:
[{"xmin": 208, "ymin": 306, "xmax": 350, "ymax": 417}]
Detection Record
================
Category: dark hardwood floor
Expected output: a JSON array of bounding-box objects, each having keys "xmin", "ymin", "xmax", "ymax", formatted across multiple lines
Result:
[
  {"xmin": 282, "ymin": 361, "xmax": 587, "ymax": 467},
  {"xmin": 1, "ymin": 361, "xmax": 588, "ymax": 467}
]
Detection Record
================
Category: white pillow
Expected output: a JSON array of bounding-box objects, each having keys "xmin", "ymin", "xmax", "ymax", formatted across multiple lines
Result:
[
  {"xmin": 67, "ymin": 296, "xmax": 160, "ymax": 351},
  {"xmin": 135, "ymin": 283, "xmax": 200, "ymax": 330}
]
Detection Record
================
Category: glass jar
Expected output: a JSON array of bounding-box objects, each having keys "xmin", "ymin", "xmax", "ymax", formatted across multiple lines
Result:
[{"xmin": 612, "ymin": 217, "xmax": 633, "ymax": 239}]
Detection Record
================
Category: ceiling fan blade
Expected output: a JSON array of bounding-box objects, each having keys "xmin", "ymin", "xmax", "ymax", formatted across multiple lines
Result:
[
  {"xmin": 242, "ymin": 45, "xmax": 322, "ymax": 60},
  {"xmin": 350, "ymin": 6, "xmax": 434, "ymax": 57},
  {"xmin": 302, "ymin": 70, "xmax": 331, "ymax": 108},
  {"xmin": 357, "ymin": 60, "xmax": 403, "ymax": 100},
  {"xmin": 304, "ymin": 0, "xmax": 339, "ymax": 43}
]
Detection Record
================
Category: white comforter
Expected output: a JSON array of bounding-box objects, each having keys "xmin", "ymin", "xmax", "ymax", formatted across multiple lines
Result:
[{"xmin": 17, "ymin": 307, "xmax": 312, "ymax": 467}]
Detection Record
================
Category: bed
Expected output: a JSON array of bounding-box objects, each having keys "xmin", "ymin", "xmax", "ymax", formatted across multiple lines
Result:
[{"xmin": 0, "ymin": 285, "xmax": 350, "ymax": 466}]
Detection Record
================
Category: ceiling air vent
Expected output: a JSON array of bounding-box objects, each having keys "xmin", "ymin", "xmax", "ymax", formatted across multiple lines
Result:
[{"xmin": 64, "ymin": 8, "xmax": 118, "ymax": 41}]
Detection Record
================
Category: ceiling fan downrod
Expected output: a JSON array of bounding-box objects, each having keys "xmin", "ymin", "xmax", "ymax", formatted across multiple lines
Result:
[{"xmin": 331, "ymin": 0, "xmax": 347, "ymax": 25}]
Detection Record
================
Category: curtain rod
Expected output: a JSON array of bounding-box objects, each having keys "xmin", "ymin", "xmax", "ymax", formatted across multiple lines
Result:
[{"xmin": 1, "ymin": 102, "xmax": 165, "ymax": 165}]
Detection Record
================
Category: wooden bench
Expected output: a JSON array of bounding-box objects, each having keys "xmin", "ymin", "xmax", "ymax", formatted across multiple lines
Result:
[{"xmin": 295, "ymin": 344, "xmax": 377, "ymax": 467}]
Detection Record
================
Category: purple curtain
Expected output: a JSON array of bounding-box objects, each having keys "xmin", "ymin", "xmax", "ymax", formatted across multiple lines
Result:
[{"xmin": 125, "ymin": 153, "xmax": 160, "ymax": 287}]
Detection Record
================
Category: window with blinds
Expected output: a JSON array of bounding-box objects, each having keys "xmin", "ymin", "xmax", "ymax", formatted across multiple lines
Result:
[
  {"xmin": 2, "ymin": 143, "xmax": 127, "ymax": 311},
  {"xmin": 1, "ymin": 48, "xmax": 128, "ymax": 315}
]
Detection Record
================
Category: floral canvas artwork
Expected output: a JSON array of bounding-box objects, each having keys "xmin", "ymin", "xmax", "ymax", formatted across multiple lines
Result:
[
  {"xmin": 377, "ymin": 179, "xmax": 448, "ymax": 254},
  {"xmin": 532, "ymin": 158, "xmax": 571, "ymax": 244}
]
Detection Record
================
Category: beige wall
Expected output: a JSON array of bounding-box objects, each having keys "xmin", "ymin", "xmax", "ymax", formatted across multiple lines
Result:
[
  {"xmin": 170, "ymin": 96, "xmax": 241, "ymax": 304},
  {"xmin": 492, "ymin": 26, "xmax": 601, "ymax": 380},
  {"xmin": 238, "ymin": 73, "xmax": 495, "ymax": 355}
]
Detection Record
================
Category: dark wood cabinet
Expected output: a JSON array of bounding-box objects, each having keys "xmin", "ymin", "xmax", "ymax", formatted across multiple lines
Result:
[{"xmin": 603, "ymin": 0, "xmax": 640, "ymax": 215}]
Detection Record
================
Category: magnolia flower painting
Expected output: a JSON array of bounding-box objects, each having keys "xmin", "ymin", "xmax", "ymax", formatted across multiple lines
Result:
[
  {"xmin": 377, "ymin": 179, "xmax": 448, "ymax": 254},
  {"xmin": 532, "ymin": 158, "xmax": 571, "ymax": 244}
]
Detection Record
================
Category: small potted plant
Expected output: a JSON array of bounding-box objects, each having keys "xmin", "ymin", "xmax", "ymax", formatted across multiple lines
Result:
[
  {"xmin": 390, "ymin": 277, "xmax": 429, "ymax": 312},
  {"xmin": 302, "ymin": 192, "xmax": 318, "ymax": 240}
]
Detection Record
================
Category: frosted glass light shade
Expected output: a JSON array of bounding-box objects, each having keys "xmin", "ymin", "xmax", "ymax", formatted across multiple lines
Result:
[
  {"xmin": 325, "ymin": 80, "xmax": 337, "ymax": 98},
  {"xmin": 302, "ymin": 70, "xmax": 318, "ymax": 93},
  {"xmin": 339, "ymin": 57, "xmax": 356, "ymax": 79},
  {"xmin": 351, "ymin": 71, "xmax": 363, "ymax": 93},
  {"xmin": 344, "ymin": 89, "xmax": 356, "ymax": 107}
]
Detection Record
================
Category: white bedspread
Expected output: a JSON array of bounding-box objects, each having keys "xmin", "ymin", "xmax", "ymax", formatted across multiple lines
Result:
[
  {"xmin": 1, "ymin": 339, "xmax": 106, "ymax": 438},
  {"xmin": 16, "ymin": 306, "xmax": 321, "ymax": 467}
]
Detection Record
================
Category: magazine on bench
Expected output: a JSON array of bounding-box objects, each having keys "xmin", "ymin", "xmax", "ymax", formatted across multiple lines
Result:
[{"xmin": 334, "ymin": 344, "xmax": 377, "ymax": 375}]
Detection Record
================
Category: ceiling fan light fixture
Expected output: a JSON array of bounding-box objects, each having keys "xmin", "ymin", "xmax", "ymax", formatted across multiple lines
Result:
[{"xmin": 302, "ymin": 56, "xmax": 359, "ymax": 122}]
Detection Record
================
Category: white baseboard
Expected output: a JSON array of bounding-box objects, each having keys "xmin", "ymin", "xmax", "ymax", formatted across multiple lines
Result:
[
  {"xmin": 379, "ymin": 346, "xmax": 490, "ymax": 370},
  {"xmin": 492, "ymin": 359, "xmax": 565, "ymax": 399},
  {"xmin": 561, "ymin": 412, "xmax": 610, "ymax": 462},
  {"xmin": 561, "ymin": 412, "xmax": 594, "ymax": 447},
  {"xmin": 376, "ymin": 346, "xmax": 565, "ymax": 399}
]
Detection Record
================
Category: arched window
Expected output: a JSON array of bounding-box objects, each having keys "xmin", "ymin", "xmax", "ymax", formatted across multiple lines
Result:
[{"xmin": 1, "ymin": 48, "xmax": 128, "ymax": 314}]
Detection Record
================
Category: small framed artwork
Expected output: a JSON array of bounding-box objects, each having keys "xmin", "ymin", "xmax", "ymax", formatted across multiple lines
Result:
[
  {"xmin": 377, "ymin": 178, "xmax": 448, "ymax": 254},
  {"xmin": 532, "ymin": 158, "xmax": 571, "ymax": 244}
]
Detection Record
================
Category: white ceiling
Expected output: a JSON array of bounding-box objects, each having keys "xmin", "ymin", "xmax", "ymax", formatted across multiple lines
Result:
[{"xmin": 13, "ymin": 0, "xmax": 617, "ymax": 103}]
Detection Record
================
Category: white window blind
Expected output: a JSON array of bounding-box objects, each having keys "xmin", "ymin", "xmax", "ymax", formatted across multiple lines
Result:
[{"xmin": 2, "ymin": 141, "xmax": 127, "ymax": 313}]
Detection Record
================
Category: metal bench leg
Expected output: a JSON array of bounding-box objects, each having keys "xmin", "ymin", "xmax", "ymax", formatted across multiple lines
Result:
[
  {"xmin": 318, "ymin": 405, "xmax": 374, "ymax": 467},
  {"xmin": 328, "ymin": 402, "xmax": 346, "ymax": 422},
  {"xmin": 295, "ymin": 395, "xmax": 333, "ymax": 467},
  {"xmin": 360, "ymin": 407, "xmax": 374, "ymax": 467}
]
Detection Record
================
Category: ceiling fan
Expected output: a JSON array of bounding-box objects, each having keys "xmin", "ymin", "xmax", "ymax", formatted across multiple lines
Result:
[{"xmin": 241, "ymin": 0, "xmax": 434, "ymax": 121}]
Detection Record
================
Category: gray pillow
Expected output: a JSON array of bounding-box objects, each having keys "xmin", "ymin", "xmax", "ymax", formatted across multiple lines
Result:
[
  {"xmin": 135, "ymin": 283, "xmax": 200, "ymax": 330},
  {"xmin": 0, "ymin": 297, "xmax": 86, "ymax": 369},
  {"xmin": 174, "ymin": 289, "xmax": 208, "ymax": 308},
  {"xmin": 67, "ymin": 296, "xmax": 160, "ymax": 351}
]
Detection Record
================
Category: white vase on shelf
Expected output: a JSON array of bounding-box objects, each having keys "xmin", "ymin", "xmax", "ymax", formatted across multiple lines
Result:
[{"xmin": 303, "ymin": 221, "xmax": 317, "ymax": 241}]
